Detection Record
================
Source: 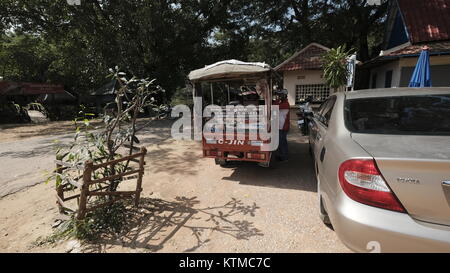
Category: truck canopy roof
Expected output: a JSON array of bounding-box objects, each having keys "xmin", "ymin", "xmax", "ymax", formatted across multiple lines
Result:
[{"xmin": 188, "ymin": 60, "xmax": 271, "ymax": 81}]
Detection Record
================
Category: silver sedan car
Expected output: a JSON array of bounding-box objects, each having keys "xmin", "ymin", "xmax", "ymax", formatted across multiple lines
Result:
[{"xmin": 309, "ymin": 88, "xmax": 450, "ymax": 253}]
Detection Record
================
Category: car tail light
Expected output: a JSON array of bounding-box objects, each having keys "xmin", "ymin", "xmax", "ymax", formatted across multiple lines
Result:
[
  {"xmin": 338, "ymin": 159, "xmax": 406, "ymax": 213},
  {"xmin": 247, "ymin": 152, "xmax": 266, "ymax": 160}
]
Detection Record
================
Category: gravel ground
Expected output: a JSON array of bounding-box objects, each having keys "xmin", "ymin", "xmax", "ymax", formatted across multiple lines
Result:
[{"xmin": 0, "ymin": 119, "xmax": 351, "ymax": 253}]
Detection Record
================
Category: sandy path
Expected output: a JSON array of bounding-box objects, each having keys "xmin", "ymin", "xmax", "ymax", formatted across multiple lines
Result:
[
  {"xmin": 0, "ymin": 120, "xmax": 104, "ymax": 143},
  {"xmin": 0, "ymin": 119, "xmax": 146, "ymax": 197},
  {"xmin": 0, "ymin": 119, "xmax": 350, "ymax": 253}
]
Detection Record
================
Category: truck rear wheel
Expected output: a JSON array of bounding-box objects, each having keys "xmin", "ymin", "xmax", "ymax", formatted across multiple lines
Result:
[{"xmin": 215, "ymin": 158, "xmax": 228, "ymax": 167}]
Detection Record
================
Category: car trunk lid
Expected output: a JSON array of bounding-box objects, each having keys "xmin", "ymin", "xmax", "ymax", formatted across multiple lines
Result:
[{"xmin": 352, "ymin": 134, "xmax": 450, "ymax": 226}]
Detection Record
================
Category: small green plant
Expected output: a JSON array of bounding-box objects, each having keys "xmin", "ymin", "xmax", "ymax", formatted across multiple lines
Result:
[
  {"xmin": 43, "ymin": 68, "xmax": 164, "ymax": 245},
  {"xmin": 322, "ymin": 45, "xmax": 355, "ymax": 92},
  {"xmin": 34, "ymin": 200, "xmax": 135, "ymax": 246},
  {"xmin": 47, "ymin": 68, "xmax": 164, "ymax": 190}
]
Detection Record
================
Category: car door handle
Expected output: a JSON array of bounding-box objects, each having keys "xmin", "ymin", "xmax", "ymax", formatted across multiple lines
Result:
[{"xmin": 320, "ymin": 147, "xmax": 326, "ymax": 162}]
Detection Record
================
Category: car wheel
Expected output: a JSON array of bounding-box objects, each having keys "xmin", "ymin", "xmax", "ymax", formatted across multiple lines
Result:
[{"xmin": 316, "ymin": 164, "xmax": 331, "ymax": 225}]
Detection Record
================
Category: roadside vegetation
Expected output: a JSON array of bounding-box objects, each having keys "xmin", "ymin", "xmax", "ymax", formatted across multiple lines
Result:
[
  {"xmin": 322, "ymin": 45, "xmax": 356, "ymax": 92},
  {"xmin": 1, "ymin": 1, "xmax": 388, "ymax": 99},
  {"xmin": 36, "ymin": 68, "xmax": 165, "ymax": 247}
]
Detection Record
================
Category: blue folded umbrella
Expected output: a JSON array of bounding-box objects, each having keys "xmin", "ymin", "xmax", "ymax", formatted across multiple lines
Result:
[{"xmin": 408, "ymin": 47, "xmax": 432, "ymax": 88}]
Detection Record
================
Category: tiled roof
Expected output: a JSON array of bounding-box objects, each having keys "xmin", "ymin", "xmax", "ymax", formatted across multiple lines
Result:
[
  {"xmin": 0, "ymin": 81, "xmax": 65, "ymax": 95},
  {"xmin": 398, "ymin": 0, "xmax": 450, "ymax": 43},
  {"xmin": 0, "ymin": 81, "xmax": 20, "ymax": 95},
  {"xmin": 276, "ymin": 43, "xmax": 329, "ymax": 71},
  {"xmin": 385, "ymin": 41, "xmax": 450, "ymax": 56}
]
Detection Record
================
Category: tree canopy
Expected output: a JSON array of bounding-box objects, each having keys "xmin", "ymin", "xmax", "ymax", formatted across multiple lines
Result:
[{"xmin": 0, "ymin": 0, "xmax": 388, "ymax": 98}]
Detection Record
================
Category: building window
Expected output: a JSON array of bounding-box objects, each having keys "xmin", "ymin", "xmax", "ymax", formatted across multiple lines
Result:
[
  {"xmin": 295, "ymin": 84, "xmax": 330, "ymax": 103},
  {"xmin": 385, "ymin": 70, "xmax": 393, "ymax": 88},
  {"xmin": 371, "ymin": 73, "xmax": 377, "ymax": 89}
]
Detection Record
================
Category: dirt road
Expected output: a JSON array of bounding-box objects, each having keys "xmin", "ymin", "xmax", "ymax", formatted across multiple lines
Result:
[{"xmin": 0, "ymin": 119, "xmax": 350, "ymax": 253}]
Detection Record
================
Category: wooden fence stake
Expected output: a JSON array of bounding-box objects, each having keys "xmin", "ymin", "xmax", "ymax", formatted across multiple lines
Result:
[
  {"xmin": 135, "ymin": 147, "xmax": 147, "ymax": 207},
  {"xmin": 78, "ymin": 160, "xmax": 93, "ymax": 220},
  {"xmin": 56, "ymin": 148, "xmax": 146, "ymax": 219},
  {"xmin": 56, "ymin": 155, "xmax": 65, "ymax": 213}
]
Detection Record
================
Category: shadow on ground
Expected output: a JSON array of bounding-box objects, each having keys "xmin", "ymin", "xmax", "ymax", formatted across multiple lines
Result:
[
  {"xmin": 146, "ymin": 141, "xmax": 202, "ymax": 176},
  {"xmin": 82, "ymin": 196, "xmax": 263, "ymax": 253},
  {"xmin": 221, "ymin": 137, "xmax": 317, "ymax": 192},
  {"xmin": 0, "ymin": 119, "xmax": 174, "ymax": 159},
  {"xmin": 0, "ymin": 135, "xmax": 74, "ymax": 159},
  {"xmin": 0, "ymin": 120, "xmax": 103, "ymax": 140}
]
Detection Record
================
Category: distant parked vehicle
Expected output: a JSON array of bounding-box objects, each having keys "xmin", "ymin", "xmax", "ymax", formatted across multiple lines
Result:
[
  {"xmin": 297, "ymin": 96, "xmax": 314, "ymax": 135},
  {"xmin": 26, "ymin": 102, "xmax": 49, "ymax": 123},
  {"xmin": 309, "ymin": 88, "xmax": 450, "ymax": 252}
]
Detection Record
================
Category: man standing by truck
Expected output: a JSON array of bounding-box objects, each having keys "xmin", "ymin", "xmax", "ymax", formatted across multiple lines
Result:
[{"xmin": 274, "ymin": 89, "xmax": 290, "ymax": 161}]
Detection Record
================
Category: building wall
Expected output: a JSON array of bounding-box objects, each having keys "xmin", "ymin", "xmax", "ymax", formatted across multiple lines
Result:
[
  {"xmin": 369, "ymin": 61, "xmax": 401, "ymax": 88},
  {"xmin": 369, "ymin": 55, "xmax": 450, "ymax": 89},
  {"xmin": 282, "ymin": 70, "xmax": 327, "ymax": 105},
  {"xmin": 399, "ymin": 54, "xmax": 450, "ymax": 67}
]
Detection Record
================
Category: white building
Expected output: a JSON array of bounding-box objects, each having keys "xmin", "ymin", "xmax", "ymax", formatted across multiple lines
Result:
[
  {"xmin": 275, "ymin": 43, "xmax": 331, "ymax": 106},
  {"xmin": 364, "ymin": 0, "xmax": 450, "ymax": 88}
]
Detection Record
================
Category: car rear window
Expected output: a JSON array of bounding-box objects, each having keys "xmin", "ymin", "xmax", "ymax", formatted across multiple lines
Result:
[{"xmin": 344, "ymin": 94, "xmax": 450, "ymax": 135}]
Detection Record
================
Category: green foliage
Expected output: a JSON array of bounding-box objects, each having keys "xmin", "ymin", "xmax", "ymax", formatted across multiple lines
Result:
[
  {"xmin": 1, "ymin": 1, "xmax": 228, "ymax": 97},
  {"xmin": 322, "ymin": 45, "xmax": 355, "ymax": 92},
  {"xmin": 170, "ymin": 87, "xmax": 193, "ymax": 107},
  {"xmin": 0, "ymin": 32, "xmax": 106, "ymax": 95},
  {"xmin": 49, "ymin": 68, "xmax": 163, "ymax": 188},
  {"xmin": 45, "ymin": 105, "xmax": 106, "ymax": 187},
  {"xmin": 0, "ymin": 34, "xmax": 50, "ymax": 81},
  {"xmin": 0, "ymin": 98, "xmax": 31, "ymax": 123},
  {"xmin": 34, "ymin": 201, "xmax": 133, "ymax": 245},
  {"xmin": 42, "ymin": 69, "xmax": 164, "ymax": 244},
  {"xmin": 1, "ymin": 1, "xmax": 388, "ymax": 96},
  {"xmin": 248, "ymin": 0, "xmax": 388, "ymax": 62}
]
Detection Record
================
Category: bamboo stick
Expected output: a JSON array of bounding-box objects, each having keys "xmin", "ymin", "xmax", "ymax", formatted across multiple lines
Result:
[
  {"xmin": 56, "ymin": 193, "xmax": 76, "ymax": 213},
  {"xmin": 88, "ymin": 191, "xmax": 136, "ymax": 196},
  {"xmin": 88, "ymin": 169, "xmax": 141, "ymax": 185},
  {"xmin": 77, "ymin": 160, "xmax": 93, "ymax": 220},
  {"xmin": 56, "ymin": 155, "xmax": 65, "ymax": 213},
  {"xmin": 85, "ymin": 195, "xmax": 131, "ymax": 212},
  {"xmin": 92, "ymin": 152, "xmax": 144, "ymax": 170},
  {"xmin": 135, "ymin": 147, "xmax": 147, "ymax": 207}
]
